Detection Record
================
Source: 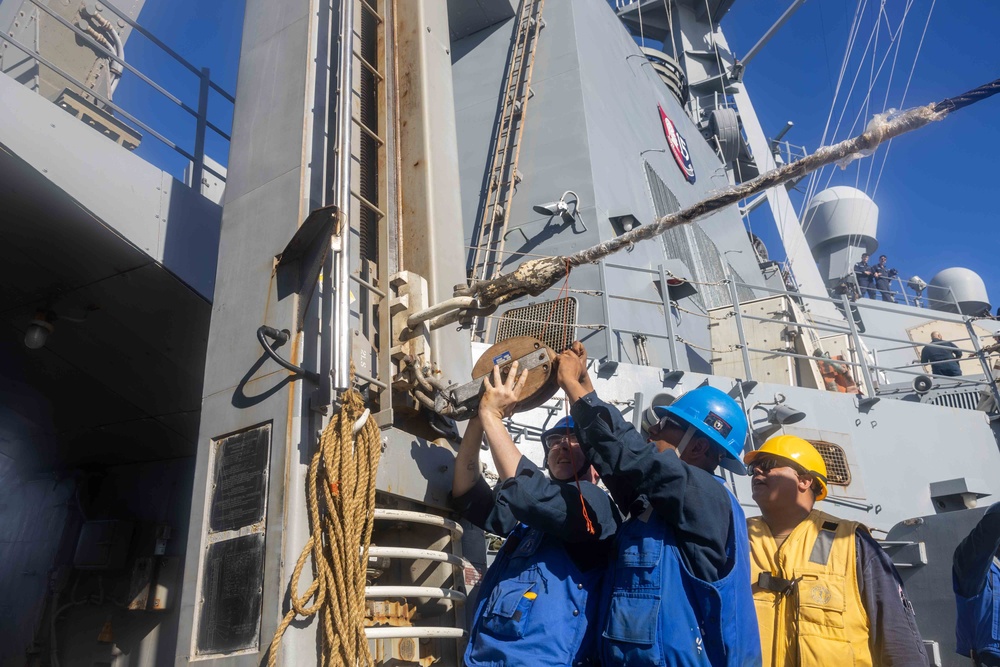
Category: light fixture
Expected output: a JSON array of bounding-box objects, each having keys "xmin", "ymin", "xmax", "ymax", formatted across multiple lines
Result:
[
  {"xmin": 908, "ymin": 275, "xmax": 927, "ymax": 307},
  {"xmin": 533, "ymin": 190, "xmax": 580, "ymax": 223},
  {"xmin": 24, "ymin": 311, "xmax": 54, "ymax": 349},
  {"xmin": 766, "ymin": 404, "xmax": 807, "ymax": 426},
  {"xmin": 609, "ymin": 212, "xmax": 641, "ymax": 234},
  {"xmin": 751, "ymin": 392, "xmax": 807, "ymax": 438}
]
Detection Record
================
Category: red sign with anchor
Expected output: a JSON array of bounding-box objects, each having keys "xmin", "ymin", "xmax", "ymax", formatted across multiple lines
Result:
[{"xmin": 658, "ymin": 104, "xmax": 696, "ymax": 183}]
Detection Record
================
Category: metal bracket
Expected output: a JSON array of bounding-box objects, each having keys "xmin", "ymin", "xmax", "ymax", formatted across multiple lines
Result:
[
  {"xmin": 879, "ymin": 540, "xmax": 928, "ymax": 568},
  {"xmin": 433, "ymin": 346, "xmax": 555, "ymax": 420}
]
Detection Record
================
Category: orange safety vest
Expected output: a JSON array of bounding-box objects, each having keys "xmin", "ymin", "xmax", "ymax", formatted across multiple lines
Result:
[{"xmin": 748, "ymin": 511, "xmax": 873, "ymax": 667}]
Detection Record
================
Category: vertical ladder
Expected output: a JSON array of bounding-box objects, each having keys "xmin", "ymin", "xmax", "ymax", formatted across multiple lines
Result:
[
  {"xmin": 328, "ymin": 0, "xmax": 393, "ymax": 418},
  {"xmin": 466, "ymin": 0, "xmax": 545, "ymax": 342}
]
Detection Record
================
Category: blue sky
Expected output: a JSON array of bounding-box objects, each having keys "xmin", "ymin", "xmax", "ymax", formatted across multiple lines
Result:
[
  {"xmin": 117, "ymin": 0, "xmax": 998, "ymax": 304},
  {"xmin": 721, "ymin": 0, "xmax": 1000, "ymax": 303},
  {"xmin": 112, "ymin": 0, "xmax": 244, "ymax": 181}
]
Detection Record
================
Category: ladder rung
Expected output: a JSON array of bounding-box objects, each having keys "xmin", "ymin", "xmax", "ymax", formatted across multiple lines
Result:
[
  {"xmin": 351, "ymin": 190, "xmax": 386, "ymax": 219},
  {"xmin": 353, "ymin": 49, "xmax": 384, "ymax": 82},
  {"xmin": 352, "ymin": 115, "xmax": 385, "ymax": 146},
  {"xmin": 359, "ymin": 0, "xmax": 384, "ymax": 23}
]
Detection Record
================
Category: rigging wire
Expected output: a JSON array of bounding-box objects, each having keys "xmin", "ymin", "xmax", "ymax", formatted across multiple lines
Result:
[
  {"xmin": 637, "ymin": 0, "xmax": 645, "ymax": 48},
  {"xmin": 662, "ymin": 0, "xmax": 678, "ymax": 62},
  {"xmin": 798, "ymin": 0, "xmax": 868, "ymax": 221},
  {"xmin": 784, "ymin": 0, "xmax": 868, "ymax": 274},
  {"xmin": 865, "ymin": 0, "xmax": 917, "ymax": 192},
  {"xmin": 797, "ymin": 0, "xmax": 868, "ymax": 236},
  {"xmin": 702, "ymin": 0, "xmax": 726, "ymax": 90},
  {"xmin": 872, "ymin": 0, "xmax": 937, "ymax": 197}
]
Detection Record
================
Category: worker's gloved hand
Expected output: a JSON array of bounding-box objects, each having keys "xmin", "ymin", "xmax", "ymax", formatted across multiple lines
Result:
[{"xmin": 480, "ymin": 361, "xmax": 527, "ymax": 421}]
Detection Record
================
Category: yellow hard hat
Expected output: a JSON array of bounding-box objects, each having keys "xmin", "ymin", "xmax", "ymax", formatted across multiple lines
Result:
[{"xmin": 744, "ymin": 435, "xmax": 829, "ymax": 501}]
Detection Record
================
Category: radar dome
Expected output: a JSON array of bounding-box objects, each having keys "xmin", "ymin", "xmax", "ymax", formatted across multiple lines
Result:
[
  {"xmin": 928, "ymin": 267, "xmax": 991, "ymax": 315},
  {"xmin": 803, "ymin": 186, "xmax": 879, "ymax": 253}
]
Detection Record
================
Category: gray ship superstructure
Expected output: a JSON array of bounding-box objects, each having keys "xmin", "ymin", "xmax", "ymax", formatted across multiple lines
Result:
[{"xmin": 0, "ymin": 0, "xmax": 998, "ymax": 665}]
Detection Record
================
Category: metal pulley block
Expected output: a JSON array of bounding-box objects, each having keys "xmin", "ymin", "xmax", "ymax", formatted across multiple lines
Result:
[{"xmin": 433, "ymin": 336, "xmax": 558, "ymax": 420}]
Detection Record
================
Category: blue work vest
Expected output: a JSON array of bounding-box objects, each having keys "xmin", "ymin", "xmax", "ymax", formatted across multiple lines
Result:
[
  {"xmin": 600, "ymin": 479, "xmax": 761, "ymax": 666},
  {"xmin": 465, "ymin": 524, "xmax": 604, "ymax": 667},
  {"xmin": 956, "ymin": 559, "xmax": 1000, "ymax": 661}
]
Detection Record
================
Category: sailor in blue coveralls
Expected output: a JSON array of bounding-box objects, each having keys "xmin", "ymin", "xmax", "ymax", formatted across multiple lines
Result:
[
  {"xmin": 954, "ymin": 502, "xmax": 1000, "ymax": 666},
  {"xmin": 451, "ymin": 361, "xmax": 620, "ymax": 666},
  {"xmin": 556, "ymin": 342, "xmax": 762, "ymax": 667}
]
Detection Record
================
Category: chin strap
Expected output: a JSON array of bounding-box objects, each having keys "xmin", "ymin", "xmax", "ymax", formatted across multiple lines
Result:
[{"xmin": 675, "ymin": 425, "xmax": 697, "ymax": 458}]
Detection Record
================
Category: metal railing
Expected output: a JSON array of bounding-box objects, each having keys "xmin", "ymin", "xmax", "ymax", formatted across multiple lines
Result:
[
  {"xmin": 843, "ymin": 272, "xmax": 960, "ymax": 310},
  {"xmin": 1, "ymin": 0, "xmax": 233, "ymax": 190},
  {"xmin": 597, "ymin": 260, "xmax": 1000, "ymax": 412}
]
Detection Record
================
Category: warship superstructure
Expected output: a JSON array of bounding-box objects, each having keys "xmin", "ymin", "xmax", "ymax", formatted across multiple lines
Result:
[{"xmin": 1, "ymin": 0, "xmax": 998, "ymax": 665}]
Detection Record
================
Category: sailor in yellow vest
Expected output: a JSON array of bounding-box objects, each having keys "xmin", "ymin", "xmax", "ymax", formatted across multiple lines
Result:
[{"xmin": 743, "ymin": 435, "xmax": 927, "ymax": 666}]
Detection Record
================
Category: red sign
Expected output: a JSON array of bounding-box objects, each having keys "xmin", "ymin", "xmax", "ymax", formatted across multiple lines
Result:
[{"xmin": 658, "ymin": 105, "xmax": 696, "ymax": 183}]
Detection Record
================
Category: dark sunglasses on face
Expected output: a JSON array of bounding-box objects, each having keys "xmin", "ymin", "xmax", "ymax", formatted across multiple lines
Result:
[{"xmin": 747, "ymin": 456, "xmax": 806, "ymax": 477}]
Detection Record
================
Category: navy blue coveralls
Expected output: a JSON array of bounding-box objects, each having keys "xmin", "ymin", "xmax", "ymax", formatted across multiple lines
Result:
[
  {"xmin": 854, "ymin": 259, "xmax": 876, "ymax": 299},
  {"xmin": 954, "ymin": 503, "xmax": 1000, "ymax": 666},
  {"xmin": 921, "ymin": 339, "xmax": 963, "ymax": 377},
  {"xmin": 873, "ymin": 261, "xmax": 896, "ymax": 302},
  {"xmin": 452, "ymin": 456, "xmax": 620, "ymax": 666},
  {"xmin": 570, "ymin": 391, "xmax": 762, "ymax": 666}
]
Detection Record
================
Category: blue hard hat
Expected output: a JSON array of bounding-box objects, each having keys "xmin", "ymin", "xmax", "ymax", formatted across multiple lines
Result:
[
  {"xmin": 652, "ymin": 386, "xmax": 749, "ymax": 475},
  {"xmin": 540, "ymin": 416, "xmax": 575, "ymax": 453}
]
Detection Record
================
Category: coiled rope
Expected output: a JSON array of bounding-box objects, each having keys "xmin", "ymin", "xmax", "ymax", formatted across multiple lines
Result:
[{"xmin": 267, "ymin": 387, "xmax": 382, "ymax": 667}]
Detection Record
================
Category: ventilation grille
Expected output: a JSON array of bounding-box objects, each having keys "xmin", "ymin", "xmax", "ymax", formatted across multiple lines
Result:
[
  {"xmin": 811, "ymin": 441, "xmax": 851, "ymax": 486},
  {"xmin": 496, "ymin": 298, "xmax": 577, "ymax": 352},
  {"xmin": 929, "ymin": 391, "xmax": 982, "ymax": 411}
]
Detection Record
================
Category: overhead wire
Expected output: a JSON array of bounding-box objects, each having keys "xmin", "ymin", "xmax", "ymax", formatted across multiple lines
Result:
[
  {"xmin": 702, "ymin": 0, "xmax": 726, "ymax": 89},
  {"xmin": 873, "ymin": 0, "xmax": 937, "ymax": 197},
  {"xmin": 865, "ymin": 0, "xmax": 916, "ymax": 192},
  {"xmin": 797, "ymin": 0, "xmax": 868, "ymax": 222},
  {"xmin": 785, "ymin": 0, "xmax": 869, "ymax": 274}
]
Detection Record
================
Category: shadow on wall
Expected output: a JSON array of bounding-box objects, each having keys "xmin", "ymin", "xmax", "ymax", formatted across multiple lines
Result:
[{"xmin": 162, "ymin": 177, "xmax": 222, "ymax": 301}]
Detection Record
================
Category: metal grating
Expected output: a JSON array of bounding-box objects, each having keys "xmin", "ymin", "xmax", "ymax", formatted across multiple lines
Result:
[
  {"xmin": 811, "ymin": 441, "xmax": 851, "ymax": 486},
  {"xmin": 929, "ymin": 391, "xmax": 982, "ymax": 411},
  {"xmin": 644, "ymin": 161, "xmax": 734, "ymax": 309},
  {"xmin": 496, "ymin": 298, "xmax": 577, "ymax": 352}
]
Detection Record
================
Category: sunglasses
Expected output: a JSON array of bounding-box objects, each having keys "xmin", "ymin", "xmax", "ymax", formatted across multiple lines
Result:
[
  {"xmin": 653, "ymin": 414, "xmax": 686, "ymax": 432},
  {"xmin": 746, "ymin": 457, "xmax": 807, "ymax": 477}
]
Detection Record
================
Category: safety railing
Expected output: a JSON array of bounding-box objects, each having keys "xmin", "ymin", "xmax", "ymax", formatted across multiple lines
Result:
[
  {"xmin": 596, "ymin": 260, "xmax": 1000, "ymax": 412},
  {"xmin": 366, "ymin": 509, "xmax": 468, "ymax": 644},
  {"xmin": 770, "ymin": 139, "xmax": 807, "ymax": 165},
  {"xmin": 687, "ymin": 90, "xmax": 739, "ymax": 120},
  {"xmin": 842, "ymin": 272, "xmax": 962, "ymax": 311},
  {"xmin": 1, "ymin": 0, "xmax": 233, "ymax": 190}
]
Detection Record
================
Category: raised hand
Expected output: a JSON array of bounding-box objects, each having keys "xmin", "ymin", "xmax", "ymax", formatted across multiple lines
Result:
[
  {"xmin": 479, "ymin": 361, "xmax": 528, "ymax": 421},
  {"xmin": 556, "ymin": 341, "xmax": 595, "ymax": 400}
]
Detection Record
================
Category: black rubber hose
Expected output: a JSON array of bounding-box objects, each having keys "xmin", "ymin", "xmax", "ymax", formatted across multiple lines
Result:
[{"xmin": 256, "ymin": 326, "xmax": 319, "ymax": 382}]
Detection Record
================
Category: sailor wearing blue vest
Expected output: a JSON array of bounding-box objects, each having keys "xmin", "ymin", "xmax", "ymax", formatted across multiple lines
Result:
[
  {"xmin": 451, "ymin": 361, "xmax": 621, "ymax": 666},
  {"xmin": 555, "ymin": 341, "xmax": 761, "ymax": 666},
  {"xmin": 954, "ymin": 502, "xmax": 1000, "ymax": 666}
]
